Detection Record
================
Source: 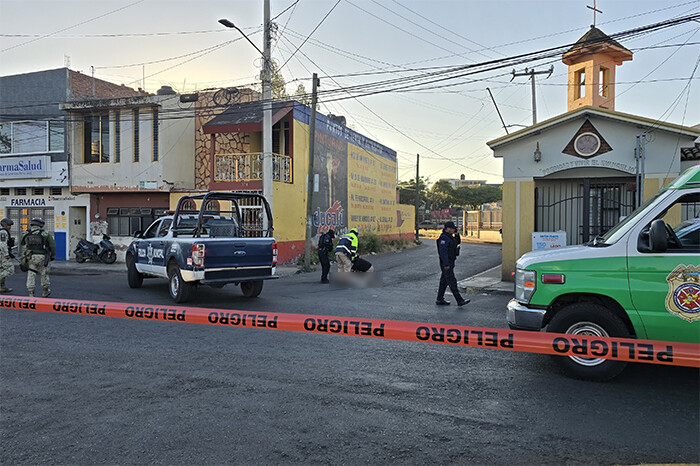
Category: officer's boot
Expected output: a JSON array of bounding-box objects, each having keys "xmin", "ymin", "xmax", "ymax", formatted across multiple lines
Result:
[
  {"xmin": 42, "ymin": 287, "xmax": 51, "ymax": 298},
  {"xmin": 28, "ymin": 289, "xmax": 34, "ymax": 297},
  {"xmin": 0, "ymin": 278, "xmax": 12, "ymax": 293}
]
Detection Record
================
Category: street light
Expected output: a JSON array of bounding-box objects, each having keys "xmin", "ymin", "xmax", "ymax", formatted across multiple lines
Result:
[{"xmin": 219, "ymin": 2, "xmax": 273, "ymax": 228}]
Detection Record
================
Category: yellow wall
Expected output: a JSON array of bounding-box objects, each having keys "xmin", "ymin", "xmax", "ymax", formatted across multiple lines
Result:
[
  {"xmin": 272, "ymin": 119, "xmax": 309, "ymax": 242},
  {"xmin": 501, "ymin": 181, "xmax": 516, "ymax": 280},
  {"xmin": 501, "ymin": 180, "xmax": 535, "ymax": 281}
]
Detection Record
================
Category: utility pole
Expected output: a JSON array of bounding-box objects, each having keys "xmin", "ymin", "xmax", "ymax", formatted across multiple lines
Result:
[
  {"xmin": 486, "ymin": 87, "xmax": 509, "ymax": 135},
  {"xmin": 262, "ymin": 0, "xmax": 273, "ymax": 228},
  {"xmin": 511, "ymin": 66, "xmax": 553, "ymax": 125},
  {"xmin": 304, "ymin": 73, "xmax": 319, "ymax": 269},
  {"xmin": 414, "ymin": 153, "xmax": 420, "ymax": 243}
]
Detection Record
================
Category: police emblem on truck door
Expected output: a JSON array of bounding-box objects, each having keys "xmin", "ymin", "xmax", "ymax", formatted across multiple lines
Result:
[{"xmin": 666, "ymin": 264, "xmax": 700, "ymax": 322}]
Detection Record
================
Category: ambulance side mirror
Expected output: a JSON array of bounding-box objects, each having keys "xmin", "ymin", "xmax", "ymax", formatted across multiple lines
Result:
[{"xmin": 648, "ymin": 219, "xmax": 668, "ymax": 252}]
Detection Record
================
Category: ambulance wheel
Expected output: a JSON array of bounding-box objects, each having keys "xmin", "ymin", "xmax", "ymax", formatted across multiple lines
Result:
[
  {"xmin": 547, "ymin": 302, "xmax": 630, "ymax": 381},
  {"xmin": 127, "ymin": 255, "xmax": 143, "ymax": 289},
  {"xmin": 241, "ymin": 280, "xmax": 263, "ymax": 298},
  {"xmin": 168, "ymin": 264, "xmax": 193, "ymax": 303}
]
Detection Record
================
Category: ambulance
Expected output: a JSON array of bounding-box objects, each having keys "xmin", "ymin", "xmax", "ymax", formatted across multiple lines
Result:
[{"xmin": 507, "ymin": 165, "xmax": 700, "ymax": 380}]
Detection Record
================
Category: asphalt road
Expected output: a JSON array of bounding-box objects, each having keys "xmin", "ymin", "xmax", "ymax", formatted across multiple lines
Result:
[{"xmin": 1, "ymin": 242, "xmax": 698, "ymax": 465}]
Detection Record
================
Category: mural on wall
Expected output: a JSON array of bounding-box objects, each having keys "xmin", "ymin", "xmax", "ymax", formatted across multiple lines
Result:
[{"xmin": 312, "ymin": 131, "xmax": 347, "ymax": 234}]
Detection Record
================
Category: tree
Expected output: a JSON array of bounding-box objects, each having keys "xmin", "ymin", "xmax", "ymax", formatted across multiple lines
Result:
[
  {"xmin": 454, "ymin": 185, "xmax": 502, "ymax": 210},
  {"xmin": 293, "ymin": 83, "xmax": 311, "ymax": 106},
  {"xmin": 269, "ymin": 60, "xmax": 287, "ymax": 99},
  {"xmin": 427, "ymin": 180, "xmax": 455, "ymax": 210},
  {"xmin": 397, "ymin": 177, "xmax": 428, "ymax": 206}
]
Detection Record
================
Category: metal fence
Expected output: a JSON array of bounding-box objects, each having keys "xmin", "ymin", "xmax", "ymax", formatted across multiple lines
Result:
[{"xmin": 214, "ymin": 152, "xmax": 292, "ymax": 184}]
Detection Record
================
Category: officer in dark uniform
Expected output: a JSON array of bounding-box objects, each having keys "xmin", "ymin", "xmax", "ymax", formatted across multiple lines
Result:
[
  {"xmin": 436, "ymin": 220, "xmax": 469, "ymax": 306},
  {"xmin": 317, "ymin": 229, "xmax": 335, "ymax": 283}
]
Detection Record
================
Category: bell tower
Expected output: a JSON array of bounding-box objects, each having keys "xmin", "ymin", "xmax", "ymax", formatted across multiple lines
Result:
[{"xmin": 562, "ymin": 27, "xmax": 633, "ymax": 111}]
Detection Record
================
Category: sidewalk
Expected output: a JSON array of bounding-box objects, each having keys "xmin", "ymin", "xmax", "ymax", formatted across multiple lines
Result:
[{"xmin": 457, "ymin": 265, "xmax": 513, "ymax": 294}]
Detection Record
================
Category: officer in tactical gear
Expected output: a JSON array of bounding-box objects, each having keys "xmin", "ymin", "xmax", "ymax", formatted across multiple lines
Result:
[
  {"xmin": 0, "ymin": 218, "xmax": 15, "ymax": 293},
  {"xmin": 20, "ymin": 217, "xmax": 56, "ymax": 297},
  {"xmin": 317, "ymin": 229, "xmax": 335, "ymax": 283},
  {"xmin": 334, "ymin": 227, "xmax": 359, "ymax": 273}
]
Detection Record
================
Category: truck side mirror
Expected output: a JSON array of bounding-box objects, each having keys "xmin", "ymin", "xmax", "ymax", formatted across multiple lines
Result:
[{"xmin": 648, "ymin": 219, "xmax": 668, "ymax": 252}]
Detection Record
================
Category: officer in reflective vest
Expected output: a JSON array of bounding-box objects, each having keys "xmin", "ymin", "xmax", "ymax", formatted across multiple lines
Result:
[
  {"xmin": 334, "ymin": 228, "xmax": 359, "ymax": 273},
  {"xmin": 20, "ymin": 218, "xmax": 56, "ymax": 297},
  {"xmin": 0, "ymin": 218, "xmax": 15, "ymax": 293}
]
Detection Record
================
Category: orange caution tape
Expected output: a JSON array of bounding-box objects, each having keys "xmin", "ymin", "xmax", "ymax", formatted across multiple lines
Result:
[{"xmin": 2, "ymin": 297, "xmax": 699, "ymax": 367}]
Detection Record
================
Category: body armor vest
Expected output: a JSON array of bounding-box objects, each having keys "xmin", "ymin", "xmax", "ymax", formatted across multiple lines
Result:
[{"xmin": 25, "ymin": 231, "xmax": 45, "ymax": 252}]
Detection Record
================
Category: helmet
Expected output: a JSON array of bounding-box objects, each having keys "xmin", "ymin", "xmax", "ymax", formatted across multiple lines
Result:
[
  {"xmin": 30, "ymin": 217, "xmax": 45, "ymax": 227},
  {"xmin": 350, "ymin": 228, "xmax": 359, "ymax": 235},
  {"xmin": 0, "ymin": 218, "xmax": 13, "ymax": 227}
]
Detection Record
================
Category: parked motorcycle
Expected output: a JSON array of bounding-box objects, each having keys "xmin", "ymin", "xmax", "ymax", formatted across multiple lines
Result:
[{"xmin": 74, "ymin": 234, "xmax": 117, "ymax": 264}]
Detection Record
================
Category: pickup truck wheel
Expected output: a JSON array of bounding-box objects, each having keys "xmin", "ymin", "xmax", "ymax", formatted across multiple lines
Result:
[
  {"xmin": 547, "ymin": 303, "xmax": 630, "ymax": 381},
  {"xmin": 127, "ymin": 256, "xmax": 143, "ymax": 288},
  {"xmin": 168, "ymin": 266, "xmax": 193, "ymax": 303},
  {"xmin": 241, "ymin": 280, "xmax": 263, "ymax": 298}
]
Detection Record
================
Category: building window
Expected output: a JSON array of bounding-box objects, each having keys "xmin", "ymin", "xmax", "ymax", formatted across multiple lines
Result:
[
  {"xmin": 51, "ymin": 187, "xmax": 62, "ymax": 195},
  {"xmin": 49, "ymin": 120, "xmax": 64, "ymax": 152},
  {"xmin": 598, "ymin": 67, "xmax": 610, "ymax": 97},
  {"xmin": 574, "ymin": 68, "xmax": 585, "ymax": 99},
  {"xmin": 15, "ymin": 188, "xmax": 26, "ymax": 195},
  {"xmin": 0, "ymin": 188, "xmax": 9, "ymax": 195},
  {"xmin": 33, "ymin": 188, "xmax": 44, "ymax": 195},
  {"xmin": 0, "ymin": 120, "xmax": 64, "ymax": 155},
  {"xmin": 272, "ymin": 120, "xmax": 290, "ymax": 156},
  {"xmin": 133, "ymin": 109, "xmax": 140, "ymax": 162},
  {"xmin": 83, "ymin": 114, "xmax": 110, "ymax": 163},
  {"xmin": 152, "ymin": 108, "xmax": 159, "ymax": 162},
  {"xmin": 107, "ymin": 207, "xmax": 155, "ymax": 236},
  {"xmin": 114, "ymin": 111, "xmax": 121, "ymax": 163}
]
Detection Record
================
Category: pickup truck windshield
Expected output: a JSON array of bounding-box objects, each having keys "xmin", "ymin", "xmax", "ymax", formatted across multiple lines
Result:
[{"xmin": 599, "ymin": 191, "xmax": 666, "ymax": 245}]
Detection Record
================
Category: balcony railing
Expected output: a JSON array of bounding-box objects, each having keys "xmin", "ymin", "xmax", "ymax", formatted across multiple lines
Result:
[{"xmin": 214, "ymin": 152, "xmax": 292, "ymax": 184}]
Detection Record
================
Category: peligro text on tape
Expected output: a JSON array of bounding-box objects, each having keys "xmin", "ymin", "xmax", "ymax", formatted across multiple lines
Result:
[{"xmin": 1, "ymin": 297, "xmax": 698, "ymax": 368}]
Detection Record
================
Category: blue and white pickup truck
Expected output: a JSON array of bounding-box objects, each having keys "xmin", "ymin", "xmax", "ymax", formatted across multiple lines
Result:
[{"xmin": 125, "ymin": 192, "xmax": 278, "ymax": 303}]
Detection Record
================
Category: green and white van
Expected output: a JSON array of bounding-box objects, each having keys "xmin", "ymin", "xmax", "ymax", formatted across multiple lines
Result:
[{"xmin": 508, "ymin": 165, "xmax": 700, "ymax": 380}]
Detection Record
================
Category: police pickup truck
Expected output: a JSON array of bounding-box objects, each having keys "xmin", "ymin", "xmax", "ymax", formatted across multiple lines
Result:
[
  {"xmin": 508, "ymin": 165, "xmax": 699, "ymax": 381},
  {"xmin": 125, "ymin": 192, "xmax": 278, "ymax": 303}
]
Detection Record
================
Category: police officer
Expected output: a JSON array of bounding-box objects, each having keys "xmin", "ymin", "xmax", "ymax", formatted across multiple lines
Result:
[
  {"xmin": 20, "ymin": 218, "xmax": 56, "ymax": 297},
  {"xmin": 317, "ymin": 229, "xmax": 335, "ymax": 283},
  {"xmin": 0, "ymin": 218, "xmax": 15, "ymax": 293},
  {"xmin": 436, "ymin": 220, "xmax": 469, "ymax": 306},
  {"xmin": 335, "ymin": 227, "xmax": 359, "ymax": 273}
]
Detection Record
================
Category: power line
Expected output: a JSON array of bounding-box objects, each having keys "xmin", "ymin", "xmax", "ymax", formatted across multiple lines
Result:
[
  {"xmin": 1, "ymin": 0, "xmax": 145, "ymax": 53},
  {"xmin": 277, "ymin": 0, "xmax": 342, "ymax": 72}
]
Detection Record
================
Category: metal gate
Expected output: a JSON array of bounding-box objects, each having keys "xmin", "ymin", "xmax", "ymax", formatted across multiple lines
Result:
[
  {"xmin": 6, "ymin": 207, "xmax": 55, "ymax": 255},
  {"xmin": 535, "ymin": 178, "xmax": 636, "ymax": 245}
]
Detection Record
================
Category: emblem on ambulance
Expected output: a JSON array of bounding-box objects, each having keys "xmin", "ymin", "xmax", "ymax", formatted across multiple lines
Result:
[{"xmin": 665, "ymin": 264, "xmax": 700, "ymax": 322}]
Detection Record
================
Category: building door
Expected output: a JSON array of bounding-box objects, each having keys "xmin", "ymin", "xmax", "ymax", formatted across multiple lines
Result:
[
  {"xmin": 69, "ymin": 206, "xmax": 86, "ymax": 261},
  {"xmin": 6, "ymin": 207, "xmax": 55, "ymax": 256},
  {"xmin": 535, "ymin": 177, "xmax": 636, "ymax": 245}
]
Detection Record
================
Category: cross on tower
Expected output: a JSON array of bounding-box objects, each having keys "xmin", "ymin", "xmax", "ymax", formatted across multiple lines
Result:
[{"xmin": 587, "ymin": 0, "xmax": 602, "ymax": 27}]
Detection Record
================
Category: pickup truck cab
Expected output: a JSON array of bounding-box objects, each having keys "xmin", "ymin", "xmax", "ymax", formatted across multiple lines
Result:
[
  {"xmin": 125, "ymin": 192, "xmax": 278, "ymax": 303},
  {"xmin": 508, "ymin": 165, "xmax": 699, "ymax": 380}
]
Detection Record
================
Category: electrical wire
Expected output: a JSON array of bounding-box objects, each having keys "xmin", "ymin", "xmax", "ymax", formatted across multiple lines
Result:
[
  {"xmin": 277, "ymin": 0, "xmax": 342, "ymax": 72},
  {"xmin": 0, "ymin": 0, "xmax": 145, "ymax": 53}
]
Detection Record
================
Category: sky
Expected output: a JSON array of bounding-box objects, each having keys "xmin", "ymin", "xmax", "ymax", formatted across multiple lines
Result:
[{"xmin": 1, "ymin": 0, "xmax": 699, "ymax": 185}]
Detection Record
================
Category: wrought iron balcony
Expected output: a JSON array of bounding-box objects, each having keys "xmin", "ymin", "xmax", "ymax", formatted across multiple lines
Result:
[{"xmin": 214, "ymin": 152, "xmax": 292, "ymax": 183}]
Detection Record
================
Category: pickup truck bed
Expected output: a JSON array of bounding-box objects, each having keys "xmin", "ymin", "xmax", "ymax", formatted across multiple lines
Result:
[{"xmin": 125, "ymin": 192, "xmax": 277, "ymax": 303}]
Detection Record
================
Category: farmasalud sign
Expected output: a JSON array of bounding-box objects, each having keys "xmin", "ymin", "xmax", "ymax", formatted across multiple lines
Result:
[{"xmin": 0, "ymin": 155, "xmax": 51, "ymax": 179}]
